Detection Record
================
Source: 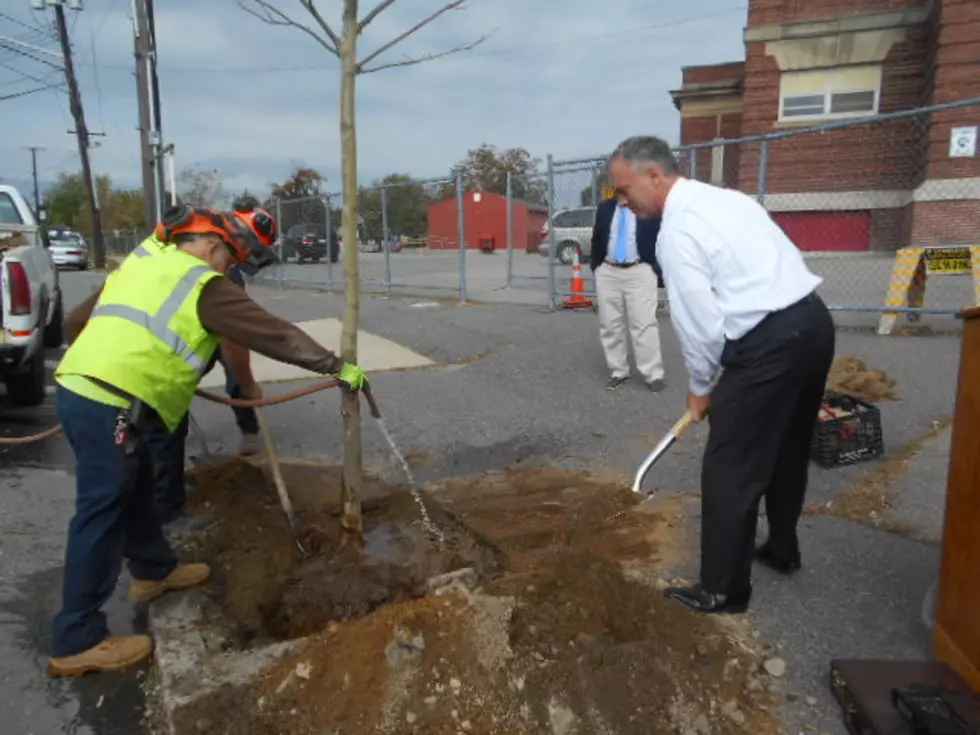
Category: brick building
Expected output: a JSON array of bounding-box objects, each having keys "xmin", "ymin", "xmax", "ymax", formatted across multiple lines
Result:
[{"xmin": 670, "ymin": 0, "xmax": 980, "ymax": 251}]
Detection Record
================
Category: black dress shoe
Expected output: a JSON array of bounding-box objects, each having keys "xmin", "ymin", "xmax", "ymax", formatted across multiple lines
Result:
[
  {"xmin": 663, "ymin": 584, "xmax": 751, "ymax": 614},
  {"xmin": 754, "ymin": 544, "xmax": 802, "ymax": 575}
]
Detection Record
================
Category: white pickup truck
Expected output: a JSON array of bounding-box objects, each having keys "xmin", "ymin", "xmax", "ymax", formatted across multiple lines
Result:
[{"xmin": 0, "ymin": 184, "xmax": 63, "ymax": 406}]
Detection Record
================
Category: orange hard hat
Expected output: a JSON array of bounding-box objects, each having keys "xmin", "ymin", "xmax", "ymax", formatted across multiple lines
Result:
[
  {"xmin": 156, "ymin": 204, "xmax": 278, "ymax": 275},
  {"xmin": 155, "ymin": 205, "xmax": 239, "ymax": 249},
  {"xmin": 232, "ymin": 204, "xmax": 277, "ymax": 248}
]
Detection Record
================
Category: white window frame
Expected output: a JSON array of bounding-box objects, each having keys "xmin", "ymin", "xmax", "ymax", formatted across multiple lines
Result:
[{"xmin": 778, "ymin": 65, "xmax": 882, "ymax": 123}]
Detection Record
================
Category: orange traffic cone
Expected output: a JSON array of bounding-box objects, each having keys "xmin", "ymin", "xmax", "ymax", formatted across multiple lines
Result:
[{"xmin": 563, "ymin": 250, "xmax": 594, "ymax": 309}]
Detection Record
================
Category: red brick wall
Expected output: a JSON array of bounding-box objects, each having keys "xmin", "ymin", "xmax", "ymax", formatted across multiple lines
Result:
[
  {"xmin": 910, "ymin": 200, "xmax": 980, "ymax": 246},
  {"xmin": 736, "ymin": 23, "xmax": 931, "ymax": 195},
  {"xmin": 922, "ymin": 0, "xmax": 980, "ymax": 179},
  {"xmin": 682, "ymin": 62, "xmax": 745, "ymax": 85},
  {"xmin": 748, "ymin": 0, "xmax": 928, "ymax": 27}
]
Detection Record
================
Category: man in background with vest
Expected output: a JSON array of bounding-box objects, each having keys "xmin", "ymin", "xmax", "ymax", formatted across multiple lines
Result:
[
  {"xmin": 49, "ymin": 206, "xmax": 368, "ymax": 677},
  {"xmin": 590, "ymin": 193, "xmax": 666, "ymax": 392}
]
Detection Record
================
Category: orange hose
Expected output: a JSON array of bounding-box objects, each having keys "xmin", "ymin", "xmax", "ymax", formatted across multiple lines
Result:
[{"xmin": 0, "ymin": 378, "xmax": 346, "ymax": 445}]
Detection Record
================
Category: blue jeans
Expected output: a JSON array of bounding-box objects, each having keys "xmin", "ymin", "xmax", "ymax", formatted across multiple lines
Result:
[
  {"xmin": 146, "ymin": 348, "xmax": 259, "ymax": 522},
  {"xmin": 52, "ymin": 386, "xmax": 177, "ymax": 657}
]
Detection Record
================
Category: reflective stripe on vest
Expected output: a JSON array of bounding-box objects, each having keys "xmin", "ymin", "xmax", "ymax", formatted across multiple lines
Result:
[
  {"xmin": 90, "ymin": 264, "xmax": 213, "ymax": 373},
  {"xmin": 132, "ymin": 244, "xmax": 153, "ymax": 258}
]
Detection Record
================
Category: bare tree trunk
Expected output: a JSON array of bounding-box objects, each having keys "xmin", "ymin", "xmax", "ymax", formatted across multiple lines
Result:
[{"xmin": 339, "ymin": 0, "xmax": 363, "ymax": 535}]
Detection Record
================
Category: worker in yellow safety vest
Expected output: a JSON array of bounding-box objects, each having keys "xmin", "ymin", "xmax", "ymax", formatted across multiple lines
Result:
[
  {"xmin": 135, "ymin": 204, "xmax": 269, "ymax": 533},
  {"xmin": 49, "ymin": 205, "xmax": 367, "ymax": 677}
]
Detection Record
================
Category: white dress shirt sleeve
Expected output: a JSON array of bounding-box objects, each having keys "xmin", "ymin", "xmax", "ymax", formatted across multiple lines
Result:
[{"xmin": 658, "ymin": 229, "xmax": 726, "ymax": 397}]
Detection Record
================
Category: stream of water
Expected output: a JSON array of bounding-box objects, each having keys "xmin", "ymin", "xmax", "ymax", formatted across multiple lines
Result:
[{"xmin": 375, "ymin": 417, "xmax": 445, "ymax": 542}]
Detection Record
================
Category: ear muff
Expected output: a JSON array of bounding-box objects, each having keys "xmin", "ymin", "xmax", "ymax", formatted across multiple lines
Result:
[{"xmin": 159, "ymin": 204, "xmax": 193, "ymax": 242}]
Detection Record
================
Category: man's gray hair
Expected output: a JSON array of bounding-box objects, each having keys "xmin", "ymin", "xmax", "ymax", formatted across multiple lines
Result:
[{"xmin": 609, "ymin": 136, "xmax": 679, "ymax": 175}]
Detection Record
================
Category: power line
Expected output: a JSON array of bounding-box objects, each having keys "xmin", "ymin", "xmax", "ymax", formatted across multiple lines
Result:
[{"xmin": 0, "ymin": 83, "xmax": 61, "ymax": 100}]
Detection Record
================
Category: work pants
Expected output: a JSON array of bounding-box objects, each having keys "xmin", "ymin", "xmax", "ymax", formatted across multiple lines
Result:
[
  {"xmin": 52, "ymin": 387, "xmax": 177, "ymax": 657},
  {"xmin": 146, "ymin": 347, "xmax": 259, "ymax": 523},
  {"xmin": 595, "ymin": 262, "xmax": 664, "ymax": 383},
  {"xmin": 700, "ymin": 293, "xmax": 835, "ymax": 596}
]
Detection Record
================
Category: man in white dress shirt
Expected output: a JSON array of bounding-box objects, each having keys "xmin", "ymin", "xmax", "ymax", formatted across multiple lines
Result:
[{"xmin": 608, "ymin": 135, "xmax": 835, "ymax": 615}]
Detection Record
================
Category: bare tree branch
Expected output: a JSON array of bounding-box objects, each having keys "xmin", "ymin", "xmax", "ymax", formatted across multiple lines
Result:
[
  {"xmin": 299, "ymin": 0, "xmax": 342, "ymax": 51},
  {"xmin": 358, "ymin": 31, "xmax": 492, "ymax": 74},
  {"xmin": 357, "ymin": 0, "xmax": 399, "ymax": 34},
  {"xmin": 356, "ymin": 0, "xmax": 490, "ymax": 73},
  {"xmin": 235, "ymin": 0, "xmax": 339, "ymax": 57}
]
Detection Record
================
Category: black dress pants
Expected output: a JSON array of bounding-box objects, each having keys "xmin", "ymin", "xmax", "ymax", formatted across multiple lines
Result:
[{"xmin": 699, "ymin": 292, "xmax": 835, "ymax": 596}]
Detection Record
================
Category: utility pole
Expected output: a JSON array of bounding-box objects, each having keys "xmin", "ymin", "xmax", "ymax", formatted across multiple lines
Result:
[
  {"xmin": 49, "ymin": 1, "xmax": 106, "ymax": 268},
  {"xmin": 24, "ymin": 146, "xmax": 44, "ymax": 215},
  {"xmin": 133, "ymin": 0, "xmax": 166, "ymax": 226}
]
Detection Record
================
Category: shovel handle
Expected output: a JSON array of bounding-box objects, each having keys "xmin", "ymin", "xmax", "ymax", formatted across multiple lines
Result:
[{"xmin": 671, "ymin": 410, "xmax": 695, "ymax": 439}]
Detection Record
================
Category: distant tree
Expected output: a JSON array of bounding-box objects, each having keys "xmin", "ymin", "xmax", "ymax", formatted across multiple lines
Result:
[
  {"xmin": 177, "ymin": 166, "xmax": 228, "ymax": 209},
  {"xmin": 359, "ymin": 173, "xmax": 431, "ymax": 240},
  {"xmin": 44, "ymin": 172, "xmax": 87, "ymax": 231},
  {"xmin": 579, "ymin": 168, "xmax": 610, "ymax": 207},
  {"xmin": 446, "ymin": 144, "xmax": 546, "ymax": 204},
  {"xmin": 271, "ymin": 166, "xmax": 327, "ymax": 200}
]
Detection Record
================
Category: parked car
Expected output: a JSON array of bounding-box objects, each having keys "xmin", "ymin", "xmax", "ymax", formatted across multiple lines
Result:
[
  {"xmin": 47, "ymin": 227, "xmax": 89, "ymax": 270},
  {"xmin": 0, "ymin": 184, "xmax": 63, "ymax": 406},
  {"xmin": 537, "ymin": 207, "xmax": 596, "ymax": 265},
  {"xmin": 283, "ymin": 223, "xmax": 339, "ymax": 264}
]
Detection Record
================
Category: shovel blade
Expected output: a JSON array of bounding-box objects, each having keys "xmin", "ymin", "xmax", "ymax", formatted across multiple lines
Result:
[{"xmin": 631, "ymin": 434, "xmax": 677, "ymax": 495}]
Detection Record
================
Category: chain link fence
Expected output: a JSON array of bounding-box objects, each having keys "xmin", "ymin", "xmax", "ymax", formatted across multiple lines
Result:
[
  {"xmin": 254, "ymin": 174, "xmax": 470, "ymax": 300},
  {"xmin": 518, "ymin": 97, "xmax": 980, "ymax": 326}
]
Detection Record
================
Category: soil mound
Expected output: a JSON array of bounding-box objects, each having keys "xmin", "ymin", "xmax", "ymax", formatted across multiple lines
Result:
[{"xmin": 177, "ymin": 464, "xmax": 781, "ymax": 735}]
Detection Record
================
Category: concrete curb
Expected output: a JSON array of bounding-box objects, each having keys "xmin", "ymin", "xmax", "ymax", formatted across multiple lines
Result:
[{"xmin": 148, "ymin": 589, "xmax": 304, "ymax": 734}]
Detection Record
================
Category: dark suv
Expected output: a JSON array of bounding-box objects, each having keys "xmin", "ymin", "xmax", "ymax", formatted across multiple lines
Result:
[{"xmin": 284, "ymin": 223, "xmax": 339, "ymax": 264}]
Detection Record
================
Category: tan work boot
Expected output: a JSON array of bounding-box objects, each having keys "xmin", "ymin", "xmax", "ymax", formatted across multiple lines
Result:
[
  {"xmin": 131, "ymin": 563, "xmax": 212, "ymax": 603},
  {"xmin": 49, "ymin": 635, "xmax": 153, "ymax": 677},
  {"xmin": 238, "ymin": 433, "xmax": 261, "ymax": 456}
]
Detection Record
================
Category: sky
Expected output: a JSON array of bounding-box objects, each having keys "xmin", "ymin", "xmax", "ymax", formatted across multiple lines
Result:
[{"xmin": 0, "ymin": 0, "xmax": 747, "ymax": 202}]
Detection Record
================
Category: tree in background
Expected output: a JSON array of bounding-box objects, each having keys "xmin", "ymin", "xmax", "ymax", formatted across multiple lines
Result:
[
  {"xmin": 359, "ymin": 173, "xmax": 431, "ymax": 241},
  {"xmin": 238, "ymin": 0, "xmax": 489, "ymax": 538},
  {"xmin": 446, "ymin": 143, "xmax": 546, "ymax": 204},
  {"xmin": 45, "ymin": 172, "xmax": 148, "ymax": 237},
  {"xmin": 177, "ymin": 166, "xmax": 228, "ymax": 209},
  {"xmin": 579, "ymin": 167, "xmax": 610, "ymax": 207},
  {"xmin": 269, "ymin": 166, "xmax": 333, "ymax": 241}
]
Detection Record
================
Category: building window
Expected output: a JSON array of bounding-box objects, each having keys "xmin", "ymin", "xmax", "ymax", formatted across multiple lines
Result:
[{"xmin": 778, "ymin": 65, "xmax": 881, "ymax": 121}]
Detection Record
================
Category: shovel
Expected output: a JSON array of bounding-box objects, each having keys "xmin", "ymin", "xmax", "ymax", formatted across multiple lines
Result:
[
  {"xmin": 255, "ymin": 407, "xmax": 313, "ymax": 559},
  {"xmin": 631, "ymin": 410, "xmax": 695, "ymax": 496}
]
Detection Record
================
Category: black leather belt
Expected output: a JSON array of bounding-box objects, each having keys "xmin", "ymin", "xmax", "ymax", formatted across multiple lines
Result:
[{"xmin": 605, "ymin": 261, "xmax": 640, "ymax": 269}]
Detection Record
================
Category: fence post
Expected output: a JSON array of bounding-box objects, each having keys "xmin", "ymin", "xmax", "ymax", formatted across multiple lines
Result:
[
  {"xmin": 456, "ymin": 171, "xmax": 467, "ymax": 302},
  {"xmin": 757, "ymin": 140, "xmax": 770, "ymax": 205},
  {"xmin": 505, "ymin": 171, "xmax": 513, "ymax": 289},
  {"xmin": 590, "ymin": 164, "xmax": 599, "ymax": 222},
  {"xmin": 689, "ymin": 148, "xmax": 698, "ymax": 181},
  {"xmin": 324, "ymin": 195, "xmax": 333, "ymax": 289},
  {"xmin": 546, "ymin": 154, "xmax": 557, "ymax": 310},
  {"xmin": 275, "ymin": 196, "xmax": 283, "ymax": 291},
  {"xmin": 380, "ymin": 186, "xmax": 391, "ymax": 294}
]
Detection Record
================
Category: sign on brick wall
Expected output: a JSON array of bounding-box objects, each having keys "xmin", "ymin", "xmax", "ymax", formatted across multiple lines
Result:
[{"xmin": 949, "ymin": 127, "xmax": 978, "ymax": 158}]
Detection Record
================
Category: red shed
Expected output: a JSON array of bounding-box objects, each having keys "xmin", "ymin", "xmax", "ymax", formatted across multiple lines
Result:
[{"xmin": 426, "ymin": 190, "xmax": 548, "ymax": 252}]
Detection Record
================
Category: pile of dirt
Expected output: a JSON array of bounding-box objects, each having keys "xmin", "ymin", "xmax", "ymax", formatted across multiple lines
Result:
[
  {"xmin": 826, "ymin": 356, "xmax": 897, "ymax": 402},
  {"xmin": 184, "ymin": 460, "xmax": 500, "ymax": 647},
  {"xmin": 179, "ymin": 465, "xmax": 782, "ymax": 734}
]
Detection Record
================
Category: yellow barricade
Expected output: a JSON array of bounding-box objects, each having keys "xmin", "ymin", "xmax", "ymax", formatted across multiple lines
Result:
[{"xmin": 876, "ymin": 245, "xmax": 980, "ymax": 335}]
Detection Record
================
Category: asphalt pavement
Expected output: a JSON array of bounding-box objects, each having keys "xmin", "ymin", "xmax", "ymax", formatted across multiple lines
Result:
[
  {"xmin": 0, "ymin": 270, "xmax": 149, "ymax": 735},
  {"xmin": 0, "ymin": 266, "xmax": 961, "ymax": 735}
]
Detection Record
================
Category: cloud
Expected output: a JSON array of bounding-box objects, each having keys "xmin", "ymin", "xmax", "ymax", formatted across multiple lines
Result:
[{"xmin": 0, "ymin": 0, "xmax": 746, "ymax": 199}]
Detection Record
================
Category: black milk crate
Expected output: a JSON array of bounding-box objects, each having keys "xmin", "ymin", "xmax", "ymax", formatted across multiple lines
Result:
[{"xmin": 811, "ymin": 392, "xmax": 884, "ymax": 469}]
